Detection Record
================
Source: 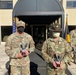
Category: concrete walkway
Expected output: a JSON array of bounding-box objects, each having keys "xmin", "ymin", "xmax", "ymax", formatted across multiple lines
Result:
[
  {"xmin": 0, "ymin": 44, "xmax": 9, "ymax": 75},
  {"xmin": 68, "ymin": 62, "xmax": 76, "ymax": 75},
  {"xmin": 0, "ymin": 44, "xmax": 76, "ymax": 75}
]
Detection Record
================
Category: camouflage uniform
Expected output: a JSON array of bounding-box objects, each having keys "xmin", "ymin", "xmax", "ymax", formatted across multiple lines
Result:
[
  {"xmin": 69, "ymin": 29, "xmax": 76, "ymax": 63},
  {"xmin": 5, "ymin": 21, "xmax": 35, "ymax": 75},
  {"xmin": 42, "ymin": 23, "xmax": 72, "ymax": 75}
]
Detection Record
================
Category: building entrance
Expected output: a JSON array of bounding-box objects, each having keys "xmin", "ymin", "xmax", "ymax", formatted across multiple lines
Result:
[
  {"xmin": 33, "ymin": 26, "xmax": 46, "ymax": 49},
  {"xmin": 24, "ymin": 25, "xmax": 46, "ymax": 49}
]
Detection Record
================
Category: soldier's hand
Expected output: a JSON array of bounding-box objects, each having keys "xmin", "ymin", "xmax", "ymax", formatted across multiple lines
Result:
[
  {"xmin": 59, "ymin": 61, "xmax": 66, "ymax": 69},
  {"xmin": 21, "ymin": 50, "xmax": 29, "ymax": 57},
  {"xmin": 52, "ymin": 61, "xmax": 57, "ymax": 68},
  {"xmin": 17, "ymin": 53, "xmax": 23, "ymax": 58},
  {"xmin": 53, "ymin": 61, "xmax": 61, "ymax": 69},
  {"xmin": 25, "ymin": 50, "xmax": 29, "ymax": 56}
]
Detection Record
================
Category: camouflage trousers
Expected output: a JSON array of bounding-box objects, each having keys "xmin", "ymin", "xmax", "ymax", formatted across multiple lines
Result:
[
  {"xmin": 47, "ymin": 69, "xmax": 67, "ymax": 75},
  {"xmin": 46, "ymin": 64, "xmax": 67, "ymax": 75},
  {"xmin": 10, "ymin": 62, "xmax": 30, "ymax": 75}
]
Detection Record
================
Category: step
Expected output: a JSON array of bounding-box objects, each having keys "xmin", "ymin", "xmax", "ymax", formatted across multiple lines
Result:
[
  {"xmin": 68, "ymin": 62, "xmax": 76, "ymax": 75},
  {"xmin": 0, "ymin": 68, "xmax": 8, "ymax": 75},
  {"xmin": 0, "ymin": 44, "xmax": 9, "ymax": 75}
]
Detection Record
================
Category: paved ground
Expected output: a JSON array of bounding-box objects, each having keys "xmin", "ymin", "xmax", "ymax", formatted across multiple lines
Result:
[
  {"xmin": 0, "ymin": 44, "xmax": 76, "ymax": 75},
  {"xmin": 0, "ymin": 44, "xmax": 9, "ymax": 75},
  {"xmin": 68, "ymin": 62, "xmax": 76, "ymax": 75}
]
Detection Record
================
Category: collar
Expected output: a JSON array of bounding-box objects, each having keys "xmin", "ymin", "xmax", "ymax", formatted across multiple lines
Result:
[
  {"xmin": 49, "ymin": 37, "xmax": 62, "ymax": 42},
  {"xmin": 15, "ymin": 32, "xmax": 26, "ymax": 38}
]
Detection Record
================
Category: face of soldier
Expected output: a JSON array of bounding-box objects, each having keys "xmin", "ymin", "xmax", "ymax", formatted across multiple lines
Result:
[
  {"xmin": 53, "ymin": 32, "xmax": 60, "ymax": 38},
  {"xmin": 17, "ymin": 26, "xmax": 25, "ymax": 33}
]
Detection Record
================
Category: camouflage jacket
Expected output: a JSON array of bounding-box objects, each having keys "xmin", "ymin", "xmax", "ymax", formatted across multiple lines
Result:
[
  {"xmin": 5, "ymin": 32, "xmax": 35, "ymax": 66},
  {"xmin": 42, "ymin": 37, "xmax": 72, "ymax": 64},
  {"xmin": 69, "ymin": 29, "xmax": 76, "ymax": 49}
]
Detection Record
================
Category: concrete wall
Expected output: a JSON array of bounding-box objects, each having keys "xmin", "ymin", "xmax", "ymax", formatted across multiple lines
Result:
[
  {"xmin": 0, "ymin": 10, "xmax": 12, "ymax": 26},
  {"xmin": 13, "ymin": 0, "xmax": 18, "ymax": 7},
  {"xmin": 66, "ymin": 9, "xmax": 76, "ymax": 25},
  {"xmin": 0, "ymin": 0, "xmax": 18, "ymax": 26}
]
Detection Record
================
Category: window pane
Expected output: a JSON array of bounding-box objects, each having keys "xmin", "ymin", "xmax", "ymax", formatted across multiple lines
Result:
[
  {"xmin": 0, "ymin": 0, "xmax": 12, "ymax": 1},
  {"xmin": 1, "ymin": 26, "xmax": 12, "ymax": 42},
  {"xmin": 73, "ymin": 1, "xmax": 76, "ymax": 7},
  {"xmin": 0, "ymin": 1, "xmax": 13, "ymax": 9},
  {"xmin": 66, "ymin": 1, "xmax": 73, "ymax": 7}
]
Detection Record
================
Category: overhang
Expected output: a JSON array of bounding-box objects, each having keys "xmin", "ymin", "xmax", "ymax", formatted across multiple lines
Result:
[{"xmin": 13, "ymin": 0, "xmax": 64, "ymax": 16}]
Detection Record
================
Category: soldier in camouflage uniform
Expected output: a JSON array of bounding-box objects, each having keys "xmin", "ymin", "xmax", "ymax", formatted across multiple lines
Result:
[
  {"xmin": 69, "ymin": 27, "xmax": 76, "ymax": 64},
  {"xmin": 5, "ymin": 20, "xmax": 35, "ymax": 75},
  {"xmin": 42, "ymin": 23, "xmax": 72, "ymax": 75}
]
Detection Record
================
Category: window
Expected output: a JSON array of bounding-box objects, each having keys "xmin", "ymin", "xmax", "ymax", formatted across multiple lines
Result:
[
  {"xmin": 66, "ymin": 0, "xmax": 76, "ymax": 8},
  {"xmin": 1, "ymin": 26, "xmax": 12, "ymax": 41},
  {"xmin": 67, "ymin": 1, "xmax": 73, "ymax": 7},
  {"xmin": 0, "ymin": 0, "xmax": 13, "ymax": 9},
  {"xmin": 73, "ymin": 1, "xmax": 76, "ymax": 7}
]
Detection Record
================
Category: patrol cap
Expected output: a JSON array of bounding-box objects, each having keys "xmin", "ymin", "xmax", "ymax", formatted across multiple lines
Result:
[
  {"xmin": 49, "ymin": 23, "xmax": 62, "ymax": 32},
  {"xmin": 16, "ymin": 20, "xmax": 25, "ymax": 28}
]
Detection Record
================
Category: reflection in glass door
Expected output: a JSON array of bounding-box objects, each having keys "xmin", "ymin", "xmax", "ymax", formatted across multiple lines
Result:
[{"xmin": 33, "ymin": 26, "xmax": 46, "ymax": 46}]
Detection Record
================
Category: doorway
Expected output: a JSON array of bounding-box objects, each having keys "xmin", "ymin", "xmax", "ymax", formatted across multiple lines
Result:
[
  {"xmin": 33, "ymin": 26, "xmax": 46, "ymax": 49},
  {"xmin": 24, "ymin": 24, "xmax": 47, "ymax": 49}
]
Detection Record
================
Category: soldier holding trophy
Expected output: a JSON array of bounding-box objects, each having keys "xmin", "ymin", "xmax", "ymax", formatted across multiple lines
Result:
[
  {"xmin": 5, "ymin": 20, "xmax": 35, "ymax": 75},
  {"xmin": 42, "ymin": 23, "xmax": 72, "ymax": 75}
]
